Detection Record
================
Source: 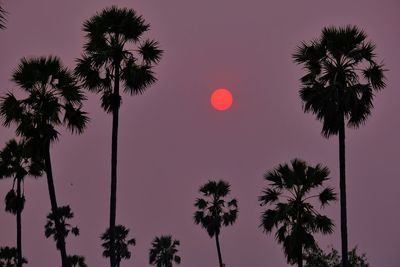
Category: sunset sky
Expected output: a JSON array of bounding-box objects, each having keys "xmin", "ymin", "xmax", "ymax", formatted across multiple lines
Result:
[{"xmin": 0, "ymin": 1, "xmax": 399, "ymax": 266}]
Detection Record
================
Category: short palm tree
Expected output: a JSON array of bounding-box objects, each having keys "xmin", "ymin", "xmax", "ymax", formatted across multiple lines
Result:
[
  {"xmin": 101, "ymin": 224, "xmax": 136, "ymax": 267},
  {"xmin": 259, "ymin": 159, "xmax": 336, "ymax": 267},
  {"xmin": 0, "ymin": 247, "xmax": 27, "ymax": 267},
  {"xmin": 75, "ymin": 7, "xmax": 162, "ymax": 267},
  {"xmin": 0, "ymin": 56, "xmax": 88, "ymax": 267},
  {"xmin": 194, "ymin": 180, "xmax": 238, "ymax": 267},
  {"xmin": 293, "ymin": 25, "xmax": 386, "ymax": 267},
  {"xmin": 45, "ymin": 205, "xmax": 80, "ymax": 250},
  {"xmin": 0, "ymin": 139, "xmax": 43, "ymax": 267},
  {"xmin": 149, "ymin": 235, "xmax": 181, "ymax": 267}
]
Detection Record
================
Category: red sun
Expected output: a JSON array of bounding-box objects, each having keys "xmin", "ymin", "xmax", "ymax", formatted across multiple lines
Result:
[{"xmin": 211, "ymin": 88, "xmax": 233, "ymax": 111}]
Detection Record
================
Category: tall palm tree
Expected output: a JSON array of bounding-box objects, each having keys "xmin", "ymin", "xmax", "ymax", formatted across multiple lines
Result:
[
  {"xmin": 293, "ymin": 25, "xmax": 386, "ymax": 267},
  {"xmin": 0, "ymin": 56, "xmax": 88, "ymax": 267},
  {"xmin": 194, "ymin": 180, "xmax": 238, "ymax": 267},
  {"xmin": 101, "ymin": 224, "xmax": 136, "ymax": 267},
  {"xmin": 149, "ymin": 235, "xmax": 181, "ymax": 267},
  {"xmin": 259, "ymin": 159, "xmax": 336, "ymax": 267},
  {"xmin": 75, "ymin": 7, "xmax": 162, "ymax": 267},
  {"xmin": 0, "ymin": 139, "xmax": 43, "ymax": 267}
]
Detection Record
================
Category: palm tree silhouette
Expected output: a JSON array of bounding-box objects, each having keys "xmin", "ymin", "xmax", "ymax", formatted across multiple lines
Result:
[
  {"xmin": 293, "ymin": 25, "xmax": 386, "ymax": 267},
  {"xmin": 75, "ymin": 7, "xmax": 162, "ymax": 267},
  {"xmin": 0, "ymin": 56, "xmax": 88, "ymax": 267},
  {"xmin": 44, "ymin": 205, "xmax": 80, "ymax": 250},
  {"xmin": 0, "ymin": 139, "xmax": 43, "ymax": 267},
  {"xmin": 101, "ymin": 224, "xmax": 136, "ymax": 267},
  {"xmin": 149, "ymin": 235, "xmax": 181, "ymax": 267},
  {"xmin": 0, "ymin": 247, "xmax": 27, "ymax": 266},
  {"xmin": 194, "ymin": 180, "xmax": 238, "ymax": 267},
  {"xmin": 259, "ymin": 159, "xmax": 336, "ymax": 267}
]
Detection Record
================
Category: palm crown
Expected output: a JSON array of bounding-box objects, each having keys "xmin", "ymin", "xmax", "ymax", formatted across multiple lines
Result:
[
  {"xmin": 259, "ymin": 159, "xmax": 336, "ymax": 265},
  {"xmin": 101, "ymin": 225, "xmax": 136, "ymax": 266},
  {"xmin": 0, "ymin": 56, "xmax": 88, "ymax": 148},
  {"xmin": 149, "ymin": 235, "xmax": 181, "ymax": 267},
  {"xmin": 194, "ymin": 180, "xmax": 238, "ymax": 237},
  {"xmin": 0, "ymin": 139, "xmax": 43, "ymax": 214},
  {"xmin": 75, "ymin": 5, "xmax": 162, "ymax": 112},
  {"xmin": 293, "ymin": 25, "xmax": 386, "ymax": 137}
]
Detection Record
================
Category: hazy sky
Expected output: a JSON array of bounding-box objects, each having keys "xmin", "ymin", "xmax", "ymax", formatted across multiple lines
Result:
[{"xmin": 0, "ymin": 1, "xmax": 399, "ymax": 266}]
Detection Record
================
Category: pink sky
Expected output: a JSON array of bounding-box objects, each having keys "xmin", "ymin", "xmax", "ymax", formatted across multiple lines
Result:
[{"xmin": 0, "ymin": 1, "xmax": 399, "ymax": 266}]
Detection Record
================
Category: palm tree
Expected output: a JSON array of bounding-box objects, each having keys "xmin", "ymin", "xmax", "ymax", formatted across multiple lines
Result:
[
  {"xmin": 0, "ymin": 56, "xmax": 88, "ymax": 267},
  {"xmin": 44, "ymin": 205, "xmax": 80, "ymax": 250},
  {"xmin": 194, "ymin": 180, "xmax": 238, "ymax": 267},
  {"xmin": 259, "ymin": 159, "xmax": 337, "ymax": 267},
  {"xmin": 149, "ymin": 235, "xmax": 181, "ymax": 267},
  {"xmin": 293, "ymin": 25, "xmax": 386, "ymax": 267},
  {"xmin": 0, "ymin": 139, "xmax": 43, "ymax": 267},
  {"xmin": 0, "ymin": 247, "xmax": 27, "ymax": 267},
  {"xmin": 101, "ymin": 224, "xmax": 136, "ymax": 267},
  {"xmin": 75, "ymin": 7, "xmax": 162, "ymax": 267}
]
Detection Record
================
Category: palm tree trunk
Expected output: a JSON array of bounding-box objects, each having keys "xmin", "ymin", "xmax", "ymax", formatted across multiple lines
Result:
[
  {"xmin": 109, "ymin": 59, "xmax": 121, "ymax": 267},
  {"xmin": 339, "ymin": 105, "xmax": 348, "ymax": 267},
  {"xmin": 16, "ymin": 178, "xmax": 22, "ymax": 267},
  {"xmin": 297, "ymin": 245, "xmax": 303, "ymax": 267},
  {"xmin": 215, "ymin": 233, "xmax": 224, "ymax": 267},
  {"xmin": 44, "ymin": 143, "xmax": 69, "ymax": 267}
]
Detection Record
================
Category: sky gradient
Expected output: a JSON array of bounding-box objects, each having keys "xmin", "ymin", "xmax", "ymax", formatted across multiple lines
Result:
[{"xmin": 0, "ymin": 1, "xmax": 399, "ymax": 266}]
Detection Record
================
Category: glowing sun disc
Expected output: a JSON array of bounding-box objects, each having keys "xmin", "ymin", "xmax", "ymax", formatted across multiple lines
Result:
[{"xmin": 211, "ymin": 88, "xmax": 233, "ymax": 111}]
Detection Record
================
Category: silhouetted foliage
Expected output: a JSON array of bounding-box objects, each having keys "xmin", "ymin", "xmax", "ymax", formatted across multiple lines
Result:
[
  {"xmin": 149, "ymin": 235, "xmax": 181, "ymax": 267},
  {"xmin": 293, "ymin": 25, "xmax": 386, "ymax": 267},
  {"xmin": 305, "ymin": 246, "xmax": 369, "ymax": 267},
  {"xmin": 45, "ymin": 206, "xmax": 79, "ymax": 250},
  {"xmin": 259, "ymin": 159, "xmax": 336, "ymax": 267},
  {"xmin": 101, "ymin": 225, "xmax": 135, "ymax": 267},
  {"xmin": 194, "ymin": 180, "xmax": 238, "ymax": 267},
  {"xmin": 0, "ymin": 139, "xmax": 44, "ymax": 267},
  {"xmin": 67, "ymin": 255, "xmax": 88, "ymax": 267},
  {"xmin": 0, "ymin": 56, "xmax": 88, "ymax": 267},
  {"xmin": 76, "ymin": 6, "xmax": 162, "ymax": 267},
  {"xmin": 0, "ymin": 247, "xmax": 27, "ymax": 267}
]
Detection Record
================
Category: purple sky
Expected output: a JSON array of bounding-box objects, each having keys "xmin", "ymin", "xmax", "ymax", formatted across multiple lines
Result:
[{"xmin": 0, "ymin": 1, "xmax": 399, "ymax": 266}]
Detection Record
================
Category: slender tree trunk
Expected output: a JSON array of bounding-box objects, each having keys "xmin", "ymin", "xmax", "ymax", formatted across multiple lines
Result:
[
  {"xmin": 44, "ymin": 143, "xmax": 69, "ymax": 267},
  {"xmin": 215, "ymin": 233, "xmax": 224, "ymax": 267},
  {"xmin": 297, "ymin": 245, "xmax": 303, "ymax": 267},
  {"xmin": 16, "ymin": 177, "xmax": 22, "ymax": 267},
  {"xmin": 339, "ymin": 96, "xmax": 348, "ymax": 267},
  {"xmin": 109, "ymin": 60, "xmax": 121, "ymax": 267}
]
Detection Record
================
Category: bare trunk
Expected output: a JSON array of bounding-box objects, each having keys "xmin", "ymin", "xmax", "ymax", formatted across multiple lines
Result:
[
  {"xmin": 297, "ymin": 246, "xmax": 303, "ymax": 267},
  {"xmin": 16, "ymin": 178, "xmax": 22, "ymax": 267},
  {"xmin": 336, "ymin": 83, "xmax": 348, "ymax": 267},
  {"xmin": 109, "ymin": 59, "xmax": 120, "ymax": 267},
  {"xmin": 215, "ymin": 233, "xmax": 224, "ymax": 267},
  {"xmin": 339, "ymin": 115, "xmax": 348, "ymax": 267},
  {"xmin": 44, "ymin": 143, "xmax": 69, "ymax": 267}
]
